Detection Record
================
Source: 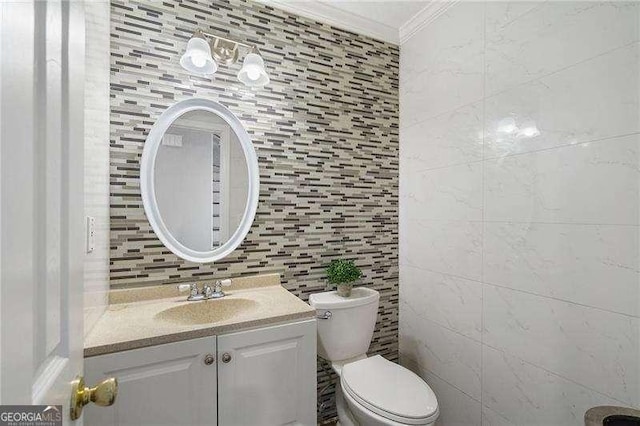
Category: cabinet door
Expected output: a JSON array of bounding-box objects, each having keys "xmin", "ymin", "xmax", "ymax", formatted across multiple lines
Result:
[
  {"xmin": 217, "ymin": 320, "xmax": 317, "ymax": 426},
  {"xmin": 85, "ymin": 336, "xmax": 217, "ymax": 426}
]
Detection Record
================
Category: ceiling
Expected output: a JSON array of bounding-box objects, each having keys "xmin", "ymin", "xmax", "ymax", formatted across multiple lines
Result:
[{"xmin": 259, "ymin": 0, "xmax": 438, "ymax": 44}]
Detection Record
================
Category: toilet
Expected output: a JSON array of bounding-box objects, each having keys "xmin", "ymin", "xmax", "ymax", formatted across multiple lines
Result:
[{"xmin": 310, "ymin": 287, "xmax": 439, "ymax": 426}]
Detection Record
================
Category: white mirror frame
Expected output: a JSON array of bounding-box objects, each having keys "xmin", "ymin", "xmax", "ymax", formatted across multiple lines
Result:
[{"xmin": 140, "ymin": 98, "xmax": 260, "ymax": 263}]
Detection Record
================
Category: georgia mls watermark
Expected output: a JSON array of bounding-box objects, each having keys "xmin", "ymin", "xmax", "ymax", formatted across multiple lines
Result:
[{"xmin": 0, "ymin": 405, "xmax": 62, "ymax": 426}]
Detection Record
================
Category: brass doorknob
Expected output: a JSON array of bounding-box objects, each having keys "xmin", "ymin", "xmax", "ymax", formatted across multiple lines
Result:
[{"xmin": 70, "ymin": 375, "xmax": 118, "ymax": 420}]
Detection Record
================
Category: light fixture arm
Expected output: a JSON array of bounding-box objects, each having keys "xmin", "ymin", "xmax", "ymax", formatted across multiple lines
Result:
[
  {"xmin": 181, "ymin": 30, "xmax": 269, "ymax": 87},
  {"xmin": 195, "ymin": 30, "xmax": 259, "ymax": 56}
]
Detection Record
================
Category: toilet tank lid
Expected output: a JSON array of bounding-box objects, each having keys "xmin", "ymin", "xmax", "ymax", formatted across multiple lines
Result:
[{"xmin": 309, "ymin": 287, "xmax": 379, "ymax": 310}]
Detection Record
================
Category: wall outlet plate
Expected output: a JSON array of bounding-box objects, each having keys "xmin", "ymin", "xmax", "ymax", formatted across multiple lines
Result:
[{"xmin": 86, "ymin": 216, "xmax": 96, "ymax": 253}]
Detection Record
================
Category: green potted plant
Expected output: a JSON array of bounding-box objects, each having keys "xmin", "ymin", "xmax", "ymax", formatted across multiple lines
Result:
[{"xmin": 326, "ymin": 259, "xmax": 362, "ymax": 297}]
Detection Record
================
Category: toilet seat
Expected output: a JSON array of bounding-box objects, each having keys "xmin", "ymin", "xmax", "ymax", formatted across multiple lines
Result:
[{"xmin": 341, "ymin": 356, "xmax": 439, "ymax": 425}]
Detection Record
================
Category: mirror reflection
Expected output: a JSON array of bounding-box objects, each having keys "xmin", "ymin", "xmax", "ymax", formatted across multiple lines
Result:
[{"xmin": 153, "ymin": 110, "xmax": 249, "ymax": 252}]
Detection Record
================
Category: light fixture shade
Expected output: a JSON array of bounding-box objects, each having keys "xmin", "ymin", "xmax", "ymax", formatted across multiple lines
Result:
[
  {"xmin": 180, "ymin": 36, "xmax": 217, "ymax": 76},
  {"xmin": 237, "ymin": 53, "xmax": 269, "ymax": 87}
]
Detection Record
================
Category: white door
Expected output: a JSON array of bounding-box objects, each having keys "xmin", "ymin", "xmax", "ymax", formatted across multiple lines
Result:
[
  {"xmin": 0, "ymin": 0, "xmax": 86, "ymax": 423},
  {"xmin": 84, "ymin": 337, "xmax": 218, "ymax": 426},
  {"xmin": 217, "ymin": 320, "xmax": 317, "ymax": 426}
]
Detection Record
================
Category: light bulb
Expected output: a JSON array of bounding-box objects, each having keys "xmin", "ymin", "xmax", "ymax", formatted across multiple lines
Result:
[
  {"xmin": 237, "ymin": 52, "xmax": 269, "ymax": 87},
  {"xmin": 180, "ymin": 36, "xmax": 217, "ymax": 76},
  {"xmin": 191, "ymin": 52, "xmax": 207, "ymax": 68},
  {"xmin": 246, "ymin": 67, "xmax": 261, "ymax": 81}
]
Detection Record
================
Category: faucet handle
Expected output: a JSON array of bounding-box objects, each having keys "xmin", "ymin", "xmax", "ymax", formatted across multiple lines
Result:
[
  {"xmin": 218, "ymin": 279, "xmax": 232, "ymax": 288},
  {"xmin": 203, "ymin": 284, "xmax": 214, "ymax": 299},
  {"xmin": 210, "ymin": 279, "xmax": 231, "ymax": 299},
  {"xmin": 177, "ymin": 284, "xmax": 192, "ymax": 293},
  {"xmin": 177, "ymin": 283, "xmax": 202, "ymax": 301}
]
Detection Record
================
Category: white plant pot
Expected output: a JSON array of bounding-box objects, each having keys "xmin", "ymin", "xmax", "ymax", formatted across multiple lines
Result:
[{"xmin": 337, "ymin": 284, "xmax": 352, "ymax": 297}]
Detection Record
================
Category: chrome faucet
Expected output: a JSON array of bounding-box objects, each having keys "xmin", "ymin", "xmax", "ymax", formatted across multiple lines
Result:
[
  {"xmin": 177, "ymin": 279, "xmax": 232, "ymax": 301},
  {"xmin": 209, "ymin": 279, "xmax": 231, "ymax": 299},
  {"xmin": 177, "ymin": 283, "xmax": 205, "ymax": 301}
]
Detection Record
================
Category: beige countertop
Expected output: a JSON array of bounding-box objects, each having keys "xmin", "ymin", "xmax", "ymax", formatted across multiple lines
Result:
[{"xmin": 85, "ymin": 274, "xmax": 315, "ymax": 357}]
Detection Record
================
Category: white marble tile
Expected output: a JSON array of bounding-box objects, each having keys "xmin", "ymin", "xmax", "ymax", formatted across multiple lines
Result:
[
  {"xmin": 400, "ymin": 219, "xmax": 482, "ymax": 281},
  {"xmin": 481, "ymin": 406, "xmax": 514, "ymax": 426},
  {"xmin": 401, "ymin": 101, "xmax": 484, "ymax": 171},
  {"xmin": 401, "ymin": 2, "xmax": 484, "ymax": 79},
  {"xmin": 400, "ymin": 302, "xmax": 482, "ymax": 399},
  {"xmin": 485, "ymin": 1, "xmax": 639, "ymax": 95},
  {"xmin": 400, "ymin": 264, "xmax": 482, "ymax": 341},
  {"xmin": 482, "ymin": 345, "xmax": 623, "ymax": 425},
  {"xmin": 485, "ymin": 1, "xmax": 546, "ymax": 35},
  {"xmin": 424, "ymin": 371, "xmax": 481, "ymax": 426},
  {"xmin": 400, "ymin": 2, "xmax": 484, "ymax": 124},
  {"xmin": 484, "ymin": 222, "xmax": 639, "ymax": 316},
  {"xmin": 484, "ymin": 44, "xmax": 640, "ymax": 158},
  {"xmin": 400, "ymin": 358, "xmax": 482, "ymax": 426},
  {"xmin": 401, "ymin": 161, "xmax": 482, "ymax": 222},
  {"xmin": 483, "ymin": 285, "xmax": 640, "ymax": 406},
  {"xmin": 400, "ymin": 1, "xmax": 640, "ymax": 424},
  {"xmin": 484, "ymin": 135, "xmax": 640, "ymax": 225},
  {"xmin": 401, "ymin": 74, "xmax": 484, "ymax": 130}
]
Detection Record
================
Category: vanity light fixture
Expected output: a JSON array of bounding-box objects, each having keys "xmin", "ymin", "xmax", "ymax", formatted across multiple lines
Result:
[
  {"xmin": 180, "ymin": 30, "xmax": 270, "ymax": 87},
  {"xmin": 237, "ymin": 48, "xmax": 270, "ymax": 87},
  {"xmin": 180, "ymin": 32, "xmax": 217, "ymax": 76}
]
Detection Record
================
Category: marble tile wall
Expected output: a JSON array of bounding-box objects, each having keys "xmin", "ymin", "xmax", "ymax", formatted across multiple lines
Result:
[{"xmin": 399, "ymin": 2, "xmax": 640, "ymax": 424}]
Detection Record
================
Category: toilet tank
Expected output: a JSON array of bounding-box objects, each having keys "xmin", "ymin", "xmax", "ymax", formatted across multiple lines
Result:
[{"xmin": 309, "ymin": 287, "xmax": 379, "ymax": 362}]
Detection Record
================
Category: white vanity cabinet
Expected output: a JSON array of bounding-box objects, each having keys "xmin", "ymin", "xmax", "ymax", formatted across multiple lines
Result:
[
  {"xmin": 85, "ymin": 319, "xmax": 317, "ymax": 426},
  {"xmin": 217, "ymin": 320, "xmax": 317, "ymax": 426},
  {"xmin": 84, "ymin": 336, "xmax": 218, "ymax": 426}
]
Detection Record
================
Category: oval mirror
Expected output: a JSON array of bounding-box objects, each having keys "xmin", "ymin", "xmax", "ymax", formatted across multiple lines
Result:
[{"xmin": 140, "ymin": 98, "xmax": 259, "ymax": 263}]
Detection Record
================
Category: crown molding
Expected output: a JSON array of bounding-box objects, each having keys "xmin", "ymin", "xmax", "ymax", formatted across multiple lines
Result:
[
  {"xmin": 399, "ymin": 0, "xmax": 459, "ymax": 45},
  {"xmin": 257, "ymin": 0, "xmax": 399, "ymax": 44}
]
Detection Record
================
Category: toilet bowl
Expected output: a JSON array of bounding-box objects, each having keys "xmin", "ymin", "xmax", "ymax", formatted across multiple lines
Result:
[{"xmin": 310, "ymin": 288, "xmax": 439, "ymax": 426}]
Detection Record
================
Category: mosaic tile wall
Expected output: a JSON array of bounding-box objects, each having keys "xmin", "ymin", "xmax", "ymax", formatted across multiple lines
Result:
[{"xmin": 109, "ymin": 0, "xmax": 399, "ymax": 421}]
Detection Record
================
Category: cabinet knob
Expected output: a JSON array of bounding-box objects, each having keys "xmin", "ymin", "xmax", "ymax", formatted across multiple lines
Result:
[
  {"xmin": 221, "ymin": 352, "xmax": 232, "ymax": 363},
  {"xmin": 204, "ymin": 354, "xmax": 215, "ymax": 365}
]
